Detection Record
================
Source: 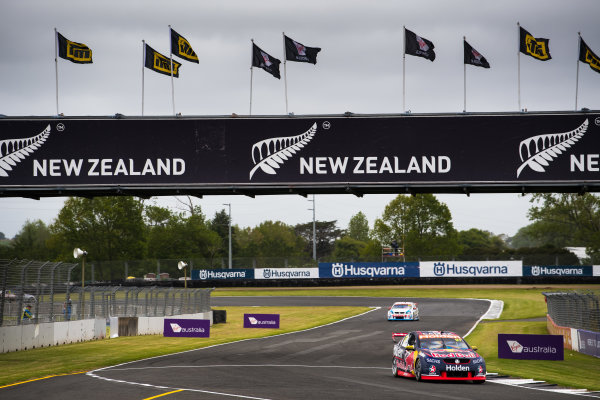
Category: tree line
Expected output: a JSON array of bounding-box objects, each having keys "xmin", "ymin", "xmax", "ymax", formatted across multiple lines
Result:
[{"xmin": 1, "ymin": 193, "xmax": 597, "ymax": 280}]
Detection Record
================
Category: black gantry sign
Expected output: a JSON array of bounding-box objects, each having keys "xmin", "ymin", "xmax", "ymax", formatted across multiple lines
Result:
[{"xmin": 0, "ymin": 112, "xmax": 599, "ymax": 197}]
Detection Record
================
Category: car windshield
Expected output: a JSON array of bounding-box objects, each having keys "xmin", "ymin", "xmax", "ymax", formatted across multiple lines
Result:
[
  {"xmin": 392, "ymin": 304, "xmax": 411, "ymax": 310},
  {"xmin": 419, "ymin": 337, "xmax": 470, "ymax": 350}
]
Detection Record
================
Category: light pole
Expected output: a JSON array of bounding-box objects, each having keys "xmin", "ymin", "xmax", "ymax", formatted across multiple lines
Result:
[
  {"xmin": 73, "ymin": 248, "xmax": 87, "ymax": 318},
  {"xmin": 308, "ymin": 195, "xmax": 316, "ymax": 261},
  {"xmin": 178, "ymin": 261, "xmax": 188, "ymax": 289},
  {"xmin": 223, "ymin": 203, "xmax": 232, "ymax": 269}
]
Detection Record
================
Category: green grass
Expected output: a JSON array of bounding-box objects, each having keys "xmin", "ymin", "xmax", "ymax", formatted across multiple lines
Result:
[{"xmin": 0, "ymin": 306, "xmax": 369, "ymax": 387}]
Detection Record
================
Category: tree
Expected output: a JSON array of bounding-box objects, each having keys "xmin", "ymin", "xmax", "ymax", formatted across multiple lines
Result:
[
  {"xmin": 457, "ymin": 228, "xmax": 506, "ymax": 257},
  {"xmin": 347, "ymin": 212, "xmax": 370, "ymax": 242},
  {"xmin": 12, "ymin": 220, "xmax": 53, "ymax": 260},
  {"xmin": 527, "ymin": 193, "xmax": 600, "ymax": 260},
  {"xmin": 294, "ymin": 220, "xmax": 344, "ymax": 260},
  {"xmin": 372, "ymin": 194, "xmax": 460, "ymax": 259},
  {"xmin": 50, "ymin": 196, "xmax": 147, "ymax": 280},
  {"xmin": 237, "ymin": 221, "xmax": 305, "ymax": 262},
  {"xmin": 209, "ymin": 209, "xmax": 238, "ymax": 258}
]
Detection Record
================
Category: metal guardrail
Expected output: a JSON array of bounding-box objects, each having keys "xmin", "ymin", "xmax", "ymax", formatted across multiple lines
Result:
[
  {"xmin": 0, "ymin": 259, "xmax": 212, "ymax": 327},
  {"xmin": 543, "ymin": 291, "xmax": 600, "ymax": 332}
]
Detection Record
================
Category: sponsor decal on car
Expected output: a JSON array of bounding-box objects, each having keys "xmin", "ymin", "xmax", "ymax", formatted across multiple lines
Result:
[
  {"xmin": 446, "ymin": 364, "xmax": 470, "ymax": 372},
  {"xmin": 430, "ymin": 352, "xmax": 477, "ymax": 358}
]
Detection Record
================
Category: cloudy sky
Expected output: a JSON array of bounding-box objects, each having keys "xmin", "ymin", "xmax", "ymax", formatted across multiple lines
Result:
[{"xmin": 1, "ymin": 0, "xmax": 599, "ymax": 239}]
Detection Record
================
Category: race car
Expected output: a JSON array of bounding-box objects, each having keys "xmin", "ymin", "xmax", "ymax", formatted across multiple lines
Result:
[
  {"xmin": 392, "ymin": 330, "xmax": 486, "ymax": 383},
  {"xmin": 387, "ymin": 302, "xmax": 419, "ymax": 321}
]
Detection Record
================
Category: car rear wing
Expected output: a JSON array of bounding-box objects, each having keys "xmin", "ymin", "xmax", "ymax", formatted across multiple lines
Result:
[{"xmin": 392, "ymin": 332, "xmax": 407, "ymax": 342}]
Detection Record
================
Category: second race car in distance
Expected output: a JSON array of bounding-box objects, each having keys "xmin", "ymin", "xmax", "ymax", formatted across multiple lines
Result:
[
  {"xmin": 392, "ymin": 331, "xmax": 486, "ymax": 383},
  {"xmin": 387, "ymin": 302, "xmax": 419, "ymax": 321}
]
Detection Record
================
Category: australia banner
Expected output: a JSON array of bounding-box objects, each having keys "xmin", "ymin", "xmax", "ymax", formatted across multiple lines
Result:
[{"xmin": 0, "ymin": 112, "xmax": 599, "ymax": 197}]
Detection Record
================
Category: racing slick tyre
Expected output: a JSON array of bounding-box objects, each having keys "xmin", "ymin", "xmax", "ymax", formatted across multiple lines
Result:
[
  {"xmin": 414, "ymin": 359, "xmax": 422, "ymax": 382},
  {"xmin": 392, "ymin": 358, "xmax": 400, "ymax": 377}
]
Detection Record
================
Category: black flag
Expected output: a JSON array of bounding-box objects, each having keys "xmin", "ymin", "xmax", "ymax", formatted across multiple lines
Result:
[
  {"xmin": 579, "ymin": 37, "xmax": 600, "ymax": 74},
  {"xmin": 464, "ymin": 40, "xmax": 490, "ymax": 68},
  {"xmin": 519, "ymin": 26, "xmax": 551, "ymax": 61},
  {"xmin": 170, "ymin": 28, "xmax": 199, "ymax": 63},
  {"xmin": 57, "ymin": 32, "xmax": 92, "ymax": 64},
  {"xmin": 252, "ymin": 43, "xmax": 281, "ymax": 79},
  {"xmin": 145, "ymin": 43, "xmax": 181, "ymax": 77},
  {"xmin": 284, "ymin": 35, "xmax": 321, "ymax": 64},
  {"xmin": 405, "ymin": 28, "xmax": 435, "ymax": 61}
]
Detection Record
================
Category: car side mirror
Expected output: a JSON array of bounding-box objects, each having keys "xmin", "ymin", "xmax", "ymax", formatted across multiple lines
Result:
[
  {"xmin": 471, "ymin": 345, "xmax": 478, "ymax": 351},
  {"xmin": 406, "ymin": 345, "xmax": 414, "ymax": 350}
]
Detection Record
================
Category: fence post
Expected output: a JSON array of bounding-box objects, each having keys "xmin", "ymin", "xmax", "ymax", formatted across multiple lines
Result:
[{"xmin": 125, "ymin": 261, "xmax": 129, "ymax": 280}]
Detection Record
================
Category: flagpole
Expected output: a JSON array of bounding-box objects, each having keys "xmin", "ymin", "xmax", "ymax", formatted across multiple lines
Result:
[
  {"xmin": 249, "ymin": 39, "xmax": 254, "ymax": 116},
  {"xmin": 463, "ymin": 36, "xmax": 467, "ymax": 112},
  {"xmin": 54, "ymin": 28, "xmax": 59, "ymax": 115},
  {"xmin": 575, "ymin": 32, "xmax": 581, "ymax": 111},
  {"xmin": 402, "ymin": 26, "xmax": 406, "ymax": 113},
  {"xmin": 142, "ymin": 40, "xmax": 145, "ymax": 116},
  {"xmin": 283, "ymin": 32, "xmax": 289, "ymax": 115},
  {"xmin": 517, "ymin": 22, "xmax": 521, "ymax": 111},
  {"xmin": 169, "ymin": 25, "xmax": 176, "ymax": 116}
]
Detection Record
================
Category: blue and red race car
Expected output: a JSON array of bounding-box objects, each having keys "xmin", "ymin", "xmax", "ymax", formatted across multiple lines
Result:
[{"xmin": 392, "ymin": 330, "xmax": 486, "ymax": 383}]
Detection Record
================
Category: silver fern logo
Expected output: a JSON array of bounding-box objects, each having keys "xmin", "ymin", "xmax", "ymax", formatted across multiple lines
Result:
[
  {"xmin": 0, "ymin": 124, "xmax": 51, "ymax": 177},
  {"xmin": 516, "ymin": 119, "xmax": 588, "ymax": 178},
  {"xmin": 249, "ymin": 123, "xmax": 317, "ymax": 180}
]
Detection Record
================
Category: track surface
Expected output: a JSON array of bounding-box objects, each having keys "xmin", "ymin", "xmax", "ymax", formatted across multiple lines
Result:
[{"xmin": 2, "ymin": 296, "xmax": 588, "ymax": 399}]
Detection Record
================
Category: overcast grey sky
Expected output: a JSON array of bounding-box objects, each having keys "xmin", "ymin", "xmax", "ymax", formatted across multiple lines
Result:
[{"xmin": 1, "ymin": 0, "xmax": 599, "ymax": 239}]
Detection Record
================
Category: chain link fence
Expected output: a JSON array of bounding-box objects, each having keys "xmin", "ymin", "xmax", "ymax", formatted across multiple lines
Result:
[
  {"xmin": 543, "ymin": 291, "xmax": 600, "ymax": 332},
  {"xmin": 1, "ymin": 259, "xmax": 212, "ymax": 327}
]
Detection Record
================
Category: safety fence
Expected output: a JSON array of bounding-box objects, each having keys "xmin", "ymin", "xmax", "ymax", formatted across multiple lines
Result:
[
  {"xmin": 543, "ymin": 291, "xmax": 600, "ymax": 332},
  {"xmin": 0, "ymin": 259, "xmax": 212, "ymax": 327}
]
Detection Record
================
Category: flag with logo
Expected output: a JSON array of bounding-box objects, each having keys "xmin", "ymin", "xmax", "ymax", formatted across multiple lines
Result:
[
  {"xmin": 170, "ymin": 28, "xmax": 199, "ymax": 63},
  {"xmin": 464, "ymin": 40, "xmax": 490, "ymax": 68},
  {"xmin": 519, "ymin": 26, "xmax": 551, "ymax": 61},
  {"xmin": 57, "ymin": 32, "xmax": 92, "ymax": 64},
  {"xmin": 284, "ymin": 35, "xmax": 321, "ymax": 64},
  {"xmin": 145, "ymin": 43, "xmax": 181, "ymax": 77},
  {"xmin": 405, "ymin": 28, "xmax": 435, "ymax": 61},
  {"xmin": 252, "ymin": 43, "xmax": 281, "ymax": 79},
  {"xmin": 579, "ymin": 37, "xmax": 600, "ymax": 74}
]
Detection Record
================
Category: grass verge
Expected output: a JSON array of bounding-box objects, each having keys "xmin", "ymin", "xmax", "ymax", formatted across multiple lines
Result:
[{"xmin": 0, "ymin": 306, "xmax": 370, "ymax": 387}]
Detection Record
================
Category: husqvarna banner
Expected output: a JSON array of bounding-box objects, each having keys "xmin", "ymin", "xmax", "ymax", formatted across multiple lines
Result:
[
  {"xmin": 255, "ymin": 268, "xmax": 319, "ymax": 279},
  {"xmin": 420, "ymin": 261, "xmax": 522, "ymax": 277},
  {"xmin": 1, "ymin": 112, "xmax": 599, "ymax": 196},
  {"xmin": 191, "ymin": 268, "xmax": 254, "ymax": 280},
  {"xmin": 319, "ymin": 262, "xmax": 420, "ymax": 278},
  {"xmin": 523, "ymin": 265, "xmax": 593, "ymax": 277}
]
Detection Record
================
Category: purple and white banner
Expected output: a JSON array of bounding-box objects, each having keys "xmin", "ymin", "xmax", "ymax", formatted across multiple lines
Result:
[
  {"xmin": 244, "ymin": 314, "xmax": 280, "ymax": 329},
  {"xmin": 578, "ymin": 330, "xmax": 600, "ymax": 358},
  {"xmin": 163, "ymin": 318, "xmax": 210, "ymax": 337},
  {"xmin": 498, "ymin": 333, "xmax": 563, "ymax": 360}
]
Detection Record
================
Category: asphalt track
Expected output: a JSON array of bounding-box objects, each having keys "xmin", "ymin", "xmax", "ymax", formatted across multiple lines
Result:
[{"xmin": 2, "ymin": 296, "xmax": 594, "ymax": 399}]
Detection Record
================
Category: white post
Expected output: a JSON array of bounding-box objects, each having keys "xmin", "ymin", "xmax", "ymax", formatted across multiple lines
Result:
[
  {"xmin": 283, "ymin": 32, "xmax": 289, "ymax": 115},
  {"xmin": 169, "ymin": 25, "xmax": 175, "ymax": 116},
  {"xmin": 249, "ymin": 39, "xmax": 254, "ymax": 115},
  {"xmin": 228, "ymin": 203, "xmax": 232, "ymax": 269},
  {"xmin": 402, "ymin": 26, "xmax": 406, "ymax": 113},
  {"xmin": 142, "ymin": 40, "xmax": 145, "ymax": 116},
  {"xmin": 575, "ymin": 32, "xmax": 581, "ymax": 111},
  {"xmin": 517, "ymin": 22, "xmax": 521, "ymax": 111},
  {"xmin": 463, "ymin": 36, "xmax": 466, "ymax": 112},
  {"xmin": 308, "ymin": 195, "xmax": 316, "ymax": 261},
  {"xmin": 54, "ymin": 28, "xmax": 59, "ymax": 115}
]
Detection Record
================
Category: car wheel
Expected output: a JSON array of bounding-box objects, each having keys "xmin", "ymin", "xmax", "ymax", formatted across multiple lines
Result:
[
  {"xmin": 414, "ymin": 359, "xmax": 422, "ymax": 381},
  {"xmin": 392, "ymin": 358, "xmax": 400, "ymax": 377}
]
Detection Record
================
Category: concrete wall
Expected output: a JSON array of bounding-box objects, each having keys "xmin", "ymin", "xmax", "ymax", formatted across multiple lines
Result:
[{"xmin": 0, "ymin": 311, "xmax": 212, "ymax": 353}]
